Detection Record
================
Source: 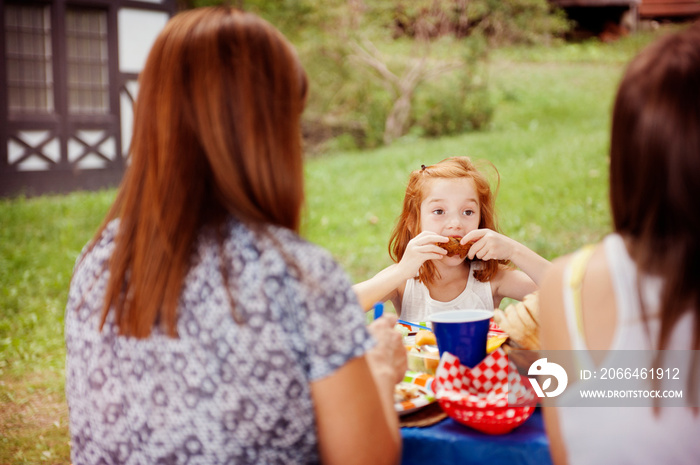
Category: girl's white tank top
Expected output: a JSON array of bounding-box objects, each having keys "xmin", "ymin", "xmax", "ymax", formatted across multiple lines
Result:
[{"xmin": 400, "ymin": 261, "xmax": 493, "ymax": 322}]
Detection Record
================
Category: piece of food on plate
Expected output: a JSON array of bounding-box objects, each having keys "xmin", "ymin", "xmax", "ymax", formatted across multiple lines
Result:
[
  {"xmin": 406, "ymin": 329, "xmax": 439, "ymax": 374},
  {"xmin": 394, "ymin": 324, "xmax": 410, "ymax": 338},
  {"xmin": 414, "ymin": 330, "xmax": 436, "ymax": 346},
  {"xmin": 487, "ymin": 334, "xmax": 508, "ymax": 353},
  {"xmin": 394, "ymin": 382, "xmax": 423, "ymax": 404},
  {"xmin": 422, "ymin": 352, "xmax": 440, "ymax": 373},
  {"xmin": 437, "ymin": 236, "xmax": 474, "ymax": 259}
]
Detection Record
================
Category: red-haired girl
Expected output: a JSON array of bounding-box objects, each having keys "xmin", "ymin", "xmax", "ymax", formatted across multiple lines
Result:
[{"xmin": 353, "ymin": 156, "xmax": 550, "ymax": 321}]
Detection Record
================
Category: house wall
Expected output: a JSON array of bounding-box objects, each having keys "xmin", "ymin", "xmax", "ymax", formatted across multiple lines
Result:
[
  {"xmin": 117, "ymin": 6, "xmax": 169, "ymax": 161},
  {"xmin": 0, "ymin": 0, "xmax": 175, "ymax": 197}
]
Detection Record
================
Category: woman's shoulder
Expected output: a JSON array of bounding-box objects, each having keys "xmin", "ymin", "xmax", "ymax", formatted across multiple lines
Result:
[
  {"xmin": 548, "ymin": 253, "xmax": 574, "ymax": 277},
  {"xmin": 73, "ymin": 219, "xmax": 121, "ymax": 270},
  {"xmin": 538, "ymin": 255, "xmax": 569, "ymax": 295},
  {"xmin": 220, "ymin": 219, "xmax": 347, "ymax": 283},
  {"xmin": 264, "ymin": 222, "xmax": 337, "ymax": 266},
  {"xmin": 554, "ymin": 239, "xmax": 613, "ymax": 281},
  {"xmin": 543, "ymin": 238, "xmax": 613, "ymax": 282},
  {"xmin": 539, "ymin": 240, "xmax": 611, "ymax": 309}
]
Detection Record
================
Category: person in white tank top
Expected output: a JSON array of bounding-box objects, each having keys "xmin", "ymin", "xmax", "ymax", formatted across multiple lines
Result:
[
  {"xmin": 352, "ymin": 157, "xmax": 550, "ymax": 322},
  {"xmin": 539, "ymin": 23, "xmax": 700, "ymax": 465},
  {"xmin": 400, "ymin": 260, "xmax": 494, "ymax": 322}
]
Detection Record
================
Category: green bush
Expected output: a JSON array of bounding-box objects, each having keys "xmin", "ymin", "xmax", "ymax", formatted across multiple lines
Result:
[
  {"xmin": 298, "ymin": 39, "xmax": 392, "ymax": 150},
  {"xmin": 182, "ymin": 0, "xmax": 571, "ymax": 149},
  {"xmin": 413, "ymin": 76, "xmax": 493, "ymax": 138},
  {"xmin": 300, "ymin": 34, "xmax": 493, "ymax": 149},
  {"xmin": 304, "ymin": 0, "xmax": 569, "ymax": 149},
  {"xmin": 412, "ymin": 35, "xmax": 493, "ymax": 138},
  {"xmin": 391, "ymin": 0, "xmax": 571, "ymax": 45}
]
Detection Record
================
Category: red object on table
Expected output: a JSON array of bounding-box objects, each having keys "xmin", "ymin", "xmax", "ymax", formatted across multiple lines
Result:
[
  {"xmin": 433, "ymin": 349, "xmax": 538, "ymax": 435},
  {"xmin": 488, "ymin": 319, "xmax": 507, "ymax": 338}
]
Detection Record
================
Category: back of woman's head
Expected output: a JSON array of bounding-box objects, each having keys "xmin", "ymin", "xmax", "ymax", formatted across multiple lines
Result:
[
  {"xmin": 131, "ymin": 6, "xmax": 308, "ymax": 230},
  {"xmin": 609, "ymin": 22, "xmax": 700, "ymax": 348},
  {"xmin": 611, "ymin": 23, "xmax": 700, "ymax": 243},
  {"xmin": 389, "ymin": 156, "xmax": 501, "ymax": 284},
  {"xmin": 96, "ymin": 7, "xmax": 308, "ymax": 337}
]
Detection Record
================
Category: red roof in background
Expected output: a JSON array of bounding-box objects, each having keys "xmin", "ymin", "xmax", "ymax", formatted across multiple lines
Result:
[{"xmin": 639, "ymin": 0, "xmax": 700, "ymax": 18}]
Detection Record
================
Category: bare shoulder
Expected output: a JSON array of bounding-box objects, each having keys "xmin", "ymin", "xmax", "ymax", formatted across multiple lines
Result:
[
  {"xmin": 541, "ymin": 245, "xmax": 607, "ymax": 298},
  {"xmin": 539, "ymin": 254, "xmax": 574, "ymax": 350},
  {"xmin": 542, "ymin": 255, "xmax": 571, "ymax": 285},
  {"xmin": 540, "ymin": 254, "xmax": 574, "ymax": 313}
]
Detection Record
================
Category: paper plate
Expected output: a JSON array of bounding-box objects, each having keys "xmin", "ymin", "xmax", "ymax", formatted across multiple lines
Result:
[{"xmin": 395, "ymin": 371, "xmax": 436, "ymax": 416}]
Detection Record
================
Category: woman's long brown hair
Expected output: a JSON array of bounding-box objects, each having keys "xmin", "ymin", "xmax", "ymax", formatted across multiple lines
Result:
[
  {"xmin": 609, "ymin": 22, "xmax": 700, "ymax": 400},
  {"xmin": 389, "ymin": 156, "xmax": 506, "ymax": 285},
  {"xmin": 87, "ymin": 7, "xmax": 308, "ymax": 338}
]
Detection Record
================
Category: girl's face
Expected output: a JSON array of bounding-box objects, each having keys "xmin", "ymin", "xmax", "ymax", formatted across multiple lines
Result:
[{"xmin": 419, "ymin": 177, "xmax": 481, "ymax": 240}]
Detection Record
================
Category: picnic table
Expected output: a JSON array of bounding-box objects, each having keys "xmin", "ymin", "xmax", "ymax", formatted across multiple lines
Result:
[{"xmin": 401, "ymin": 407, "xmax": 552, "ymax": 465}]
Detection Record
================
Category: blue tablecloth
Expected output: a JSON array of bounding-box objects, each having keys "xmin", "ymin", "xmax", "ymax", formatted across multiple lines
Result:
[{"xmin": 401, "ymin": 408, "xmax": 552, "ymax": 465}]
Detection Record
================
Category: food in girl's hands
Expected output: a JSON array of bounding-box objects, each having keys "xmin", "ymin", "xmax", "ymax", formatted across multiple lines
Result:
[{"xmin": 437, "ymin": 236, "xmax": 474, "ymax": 259}]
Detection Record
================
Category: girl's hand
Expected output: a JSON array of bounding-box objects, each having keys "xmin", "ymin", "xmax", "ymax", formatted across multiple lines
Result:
[
  {"xmin": 462, "ymin": 229, "xmax": 517, "ymax": 262},
  {"xmin": 463, "ymin": 229, "xmax": 551, "ymax": 296},
  {"xmin": 398, "ymin": 231, "xmax": 448, "ymax": 279}
]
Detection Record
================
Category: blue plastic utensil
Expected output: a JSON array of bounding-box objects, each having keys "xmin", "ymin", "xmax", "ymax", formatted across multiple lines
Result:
[
  {"xmin": 373, "ymin": 302, "xmax": 384, "ymax": 320},
  {"xmin": 397, "ymin": 319, "xmax": 432, "ymax": 331}
]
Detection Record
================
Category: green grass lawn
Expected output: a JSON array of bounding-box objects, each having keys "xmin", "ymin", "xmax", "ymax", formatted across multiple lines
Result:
[
  {"xmin": 305, "ymin": 38, "xmax": 644, "ymax": 282},
  {"xmin": 0, "ymin": 28, "xmax": 665, "ymax": 463}
]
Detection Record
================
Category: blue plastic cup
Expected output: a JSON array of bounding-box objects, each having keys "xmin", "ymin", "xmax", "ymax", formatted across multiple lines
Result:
[{"xmin": 429, "ymin": 309, "xmax": 493, "ymax": 368}]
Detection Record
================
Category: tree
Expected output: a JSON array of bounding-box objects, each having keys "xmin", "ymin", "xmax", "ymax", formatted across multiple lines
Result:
[
  {"xmin": 348, "ymin": 1, "xmax": 468, "ymax": 144},
  {"xmin": 175, "ymin": 0, "xmax": 569, "ymax": 150}
]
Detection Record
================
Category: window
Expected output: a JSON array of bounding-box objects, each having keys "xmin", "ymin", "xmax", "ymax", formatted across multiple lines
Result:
[
  {"xmin": 66, "ymin": 7, "xmax": 109, "ymax": 114},
  {"xmin": 4, "ymin": 4, "xmax": 109, "ymax": 116},
  {"xmin": 4, "ymin": 4, "xmax": 54, "ymax": 115}
]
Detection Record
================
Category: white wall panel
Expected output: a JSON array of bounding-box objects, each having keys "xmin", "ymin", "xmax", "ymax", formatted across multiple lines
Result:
[
  {"xmin": 121, "ymin": 79, "xmax": 139, "ymax": 157},
  {"xmin": 118, "ymin": 8, "xmax": 169, "ymax": 74}
]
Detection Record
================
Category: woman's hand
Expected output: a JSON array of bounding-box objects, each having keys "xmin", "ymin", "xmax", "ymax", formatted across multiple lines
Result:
[
  {"xmin": 462, "ymin": 229, "xmax": 518, "ymax": 262},
  {"xmin": 397, "ymin": 231, "xmax": 448, "ymax": 279},
  {"xmin": 366, "ymin": 314, "xmax": 407, "ymax": 384},
  {"xmin": 495, "ymin": 292, "xmax": 540, "ymax": 351}
]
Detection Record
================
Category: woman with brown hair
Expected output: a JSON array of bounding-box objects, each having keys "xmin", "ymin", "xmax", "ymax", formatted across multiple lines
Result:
[
  {"xmin": 539, "ymin": 22, "xmax": 700, "ymax": 465},
  {"xmin": 64, "ymin": 7, "xmax": 404, "ymax": 464}
]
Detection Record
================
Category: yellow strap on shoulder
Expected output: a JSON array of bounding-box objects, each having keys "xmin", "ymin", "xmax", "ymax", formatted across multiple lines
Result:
[{"xmin": 568, "ymin": 244, "xmax": 596, "ymax": 339}]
